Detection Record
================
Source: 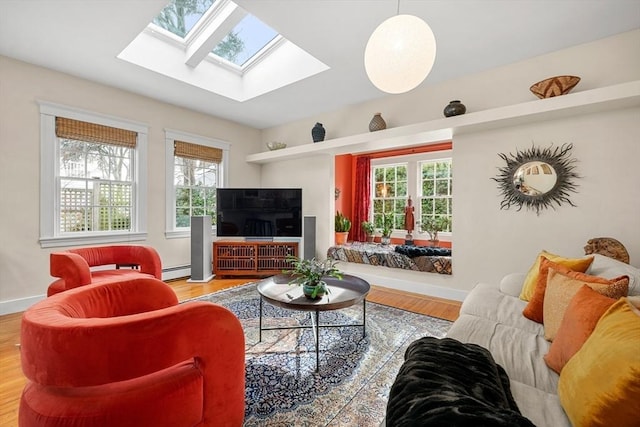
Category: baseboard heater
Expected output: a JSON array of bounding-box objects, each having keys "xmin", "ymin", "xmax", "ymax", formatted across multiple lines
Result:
[{"xmin": 162, "ymin": 265, "xmax": 191, "ymax": 281}]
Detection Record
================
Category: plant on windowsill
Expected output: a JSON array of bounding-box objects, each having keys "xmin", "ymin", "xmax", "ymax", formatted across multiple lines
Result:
[
  {"xmin": 419, "ymin": 216, "xmax": 451, "ymax": 247},
  {"xmin": 284, "ymin": 256, "xmax": 343, "ymax": 299},
  {"xmin": 335, "ymin": 211, "xmax": 352, "ymax": 245},
  {"xmin": 379, "ymin": 213, "xmax": 393, "ymax": 245},
  {"xmin": 361, "ymin": 221, "xmax": 375, "ymax": 243}
]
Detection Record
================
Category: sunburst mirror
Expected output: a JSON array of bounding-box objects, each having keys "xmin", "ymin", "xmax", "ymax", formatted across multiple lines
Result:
[{"xmin": 492, "ymin": 143, "xmax": 579, "ymax": 215}]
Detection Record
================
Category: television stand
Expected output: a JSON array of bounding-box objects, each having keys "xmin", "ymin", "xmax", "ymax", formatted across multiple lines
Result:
[{"xmin": 213, "ymin": 241, "xmax": 298, "ymax": 278}]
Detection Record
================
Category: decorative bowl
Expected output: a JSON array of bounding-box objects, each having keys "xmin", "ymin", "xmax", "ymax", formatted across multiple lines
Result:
[
  {"xmin": 530, "ymin": 75, "xmax": 581, "ymax": 99},
  {"xmin": 266, "ymin": 141, "xmax": 287, "ymax": 151}
]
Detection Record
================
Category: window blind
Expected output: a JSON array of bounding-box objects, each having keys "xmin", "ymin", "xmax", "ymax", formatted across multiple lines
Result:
[
  {"xmin": 55, "ymin": 117, "xmax": 137, "ymax": 148},
  {"xmin": 174, "ymin": 140, "xmax": 223, "ymax": 163}
]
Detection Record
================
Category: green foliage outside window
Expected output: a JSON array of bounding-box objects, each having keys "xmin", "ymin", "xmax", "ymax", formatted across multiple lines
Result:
[
  {"xmin": 420, "ymin": 160, "xmax": 452, "ymax": 233},
  {"xmin": 174, "ymin": 157, "xmax": 217, "ymax": 228},
  {"xmin": 372, "ymin": 164, "xmax": 407, "ymax": 232}
]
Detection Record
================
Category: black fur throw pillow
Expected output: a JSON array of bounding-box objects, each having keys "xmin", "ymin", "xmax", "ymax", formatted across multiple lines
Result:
[{"xmin": 386, "ymin": 337, "xmax": 535, "ymax": 427}]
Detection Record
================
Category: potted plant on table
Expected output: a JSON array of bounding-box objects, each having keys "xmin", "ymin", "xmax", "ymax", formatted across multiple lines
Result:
[
  {"xmin": 361, "ymin": 221, "xmax": 375, "ymax": 243},
  {"xmin": 335, "ymin": 211, "xmax": 352, "ymax": 245},
  {"xmin": 419, "ymin": 216, "xmax": 451, "ymax": 247},
  {"xmin": 284, "ymin": 256, "xmax": 343, "ymax": 299}
]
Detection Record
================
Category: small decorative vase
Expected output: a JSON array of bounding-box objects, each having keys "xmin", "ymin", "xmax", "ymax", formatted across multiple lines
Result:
[
  {"xmin": 311, "ymin": 122, "xmax": 326, "ymax": 142},
  {"xmin": 429, "ymin": 239, "xmax": 440, "ymax": 247},
  {"xmin": 303, "ymin": 283, "xmax": 327, "ymax": 299},
  {"xmin": 443, "ymin": 100, "xmax": 466, "ymax": 117},
  {"xmin": 381, "ymin": 236, "xmax": 391, "ymax": 245},
  {"xmin": 366, "ymin": 234, "xmax": 375, "ymax": 243},
  {"xmin": 369, "ymin": 113, "xmax": 387, "ymax": 132}
]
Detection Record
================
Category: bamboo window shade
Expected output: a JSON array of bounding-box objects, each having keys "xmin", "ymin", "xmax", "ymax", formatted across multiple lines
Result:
[
  {"xmin": 174, "ymin": 141, "xmax": 223, "ymax": 163},
  {"xmin": 55, "ymin": 117, "xmax": 137, "ymax": 148}
]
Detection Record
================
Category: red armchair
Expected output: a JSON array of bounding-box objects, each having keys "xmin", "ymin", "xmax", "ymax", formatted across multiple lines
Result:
[
  {"xmin": 20, "ymin": 278, "xmax": 245, "ymax": 427},
  {"xmin": 48, "ymin": 245, "xmax": 162, "ymax": 296}
]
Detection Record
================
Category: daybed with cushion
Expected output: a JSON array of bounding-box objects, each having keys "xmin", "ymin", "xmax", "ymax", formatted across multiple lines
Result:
[
  {"xmin": 48, "ymin": 245, "xmax": 162, "ymax": 296},
  {"xmin": 387, "ymin": 243, "xmax": 640, "ymax": 427}
]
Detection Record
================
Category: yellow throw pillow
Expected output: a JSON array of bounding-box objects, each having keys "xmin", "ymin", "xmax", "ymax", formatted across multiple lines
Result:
[
  {"xmin": 543, "ymin": 268, "xmax": 629, "ymax": 341},
  {"xmin": 558, "ymin": 298, "xmax": 640, "ymax": 427},
  {"xmin": 519, "ymin": 251, "xmax": 594, "ymax": 301}
]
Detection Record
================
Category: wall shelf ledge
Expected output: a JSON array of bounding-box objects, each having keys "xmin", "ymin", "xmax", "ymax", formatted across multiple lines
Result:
[{"xmin": 246, "ymin": 80, "xmax": 640, "ymax": 164}]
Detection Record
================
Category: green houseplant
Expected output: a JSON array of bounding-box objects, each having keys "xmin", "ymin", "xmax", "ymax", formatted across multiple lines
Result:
[
  {"xmin": 284, "ymin": 256, "xmax": 343, "ymax": 299},
  {"xmin": 361, "ymin": 221, "xmax": 375, "ymax": 243},
  {"xmin": 420, "ymin": 216, "xmax": 451, "ymax": 246},
  {"xmin": 335, "ymin": 211, "xmax": 352, "ymax": 245},
  {"xmin": 379, "ymin": 213, "xmax": 393, "ymax": 244}
]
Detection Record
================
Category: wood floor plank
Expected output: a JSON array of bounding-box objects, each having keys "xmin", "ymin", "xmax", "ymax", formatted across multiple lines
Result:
[{"xmin": 0, "ymin": 277, "xmax": 460, "ymax": 426}]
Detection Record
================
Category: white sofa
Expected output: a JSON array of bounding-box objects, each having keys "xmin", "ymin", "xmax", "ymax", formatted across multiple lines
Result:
[{"xmin": 446, "ymin": 254, "xmax": 640, "ymax": 427}]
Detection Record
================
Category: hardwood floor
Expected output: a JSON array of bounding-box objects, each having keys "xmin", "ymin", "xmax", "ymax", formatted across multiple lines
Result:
[{"xmin": 0, "ymin": 277, "xmax": 460, "ymax": 426}]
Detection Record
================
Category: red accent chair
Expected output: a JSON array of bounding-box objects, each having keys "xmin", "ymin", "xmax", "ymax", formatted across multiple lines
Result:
[
  {"xmin": 48, "ymin": 245, "xmax": 162, "ymax": 296},
  {"xmin": 19, "ymin": 278, "xmax": 245, "ymax": 427}
]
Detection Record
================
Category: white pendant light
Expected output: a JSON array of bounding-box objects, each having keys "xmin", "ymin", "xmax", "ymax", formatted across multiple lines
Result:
[{"xmin": 364, "ymin": 12, "xmax": 436, "ymax": 94}]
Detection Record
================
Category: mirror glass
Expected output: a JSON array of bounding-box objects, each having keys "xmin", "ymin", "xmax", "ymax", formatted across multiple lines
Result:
[
  {"xmin": 513, "ymin": 161, "xmax": 557, "ymax": 196},
  {"xmin": 493, "ymin": 143, "xmax": 578, "ymax": 215}
]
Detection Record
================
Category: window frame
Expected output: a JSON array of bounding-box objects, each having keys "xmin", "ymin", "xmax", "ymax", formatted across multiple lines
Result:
[
  {"xmin": 371, "ymin": 149, "xmax": 452, "ymax": 240},
  {"xmin": 371, "ymin": 162, "xmax": 409, "ymax": 231},
  {"xmin": 39, "ymin": 101, "xmax": 149, "ymax": 248},
  {"xmin": 418, "ymin": 156, "xmax": 453, "ymax": 233},
  {"xmin": 164, "ymin": 128, "xmax": 230, "ymax": 239}
]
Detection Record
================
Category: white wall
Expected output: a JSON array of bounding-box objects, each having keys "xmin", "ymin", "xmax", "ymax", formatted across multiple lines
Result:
[
  {"xmin": 259, "ymin": 154, "xmax": 335, "ymax": 260},
  {"xmin": 1, "ymin": 29, "xmax": 638, "ymax": 311},
  {"xmin": 258, "ymin": 30, "xmax": 640, "ymax": 300},
  {"xmin": 0, "ymin": 56, "xmax": 261, "ymax": 311}
]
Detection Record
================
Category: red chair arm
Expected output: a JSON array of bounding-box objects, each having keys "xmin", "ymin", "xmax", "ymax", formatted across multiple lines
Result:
[
  {"xmin": 49, "ymin": 252, "xmax": 92, "ymax": 290},
  {"xmin": 130, "ymin": 245, "xmax": 163, "ymax": 279}
]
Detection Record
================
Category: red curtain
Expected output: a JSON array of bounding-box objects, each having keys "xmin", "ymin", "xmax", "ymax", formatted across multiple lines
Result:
[{"xmin": 352, "ymin": 156, "xmax": 371, "ymax": 242}]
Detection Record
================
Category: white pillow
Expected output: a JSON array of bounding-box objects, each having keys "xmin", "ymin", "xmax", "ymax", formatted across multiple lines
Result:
[
  {"xmin": 499, "ymin": 272, "xmax": 527, "ymax": 297},
  {"xmin": 587, "ymin": 254, "xmax": 640, "ymax": 296}
]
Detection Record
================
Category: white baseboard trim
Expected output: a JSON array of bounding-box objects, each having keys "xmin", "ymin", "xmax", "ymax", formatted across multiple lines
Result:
[
  {"xmin": 0, "ymin": 294, "xmax": 45, "ymax": 315},
  {"xmin": 339, "ymin": 263, "xmax": 468, "ymax": 302},
  {"xmin": 0, "ymin": 266, "xmax": 193, "ymax": 315},
  {"xmin": 162, "ymin": 265, "xmax": 191, "ymax": 281},
  {"xmin": 187, "ymin": 274, "xmax": 214, "ymax": 283}
]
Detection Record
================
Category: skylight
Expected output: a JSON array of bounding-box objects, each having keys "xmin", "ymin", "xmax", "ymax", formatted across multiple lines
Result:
[
  {"xmin": 212, "ymin": 14, "xmax": 278, "ymax": 67},
  {"xmin": 118, "ymin": 0, "xmax": 329, "ymax": 102},
  {"xmin": 152, "ymin": 0, "xmax": 214, "ymax": 39}
]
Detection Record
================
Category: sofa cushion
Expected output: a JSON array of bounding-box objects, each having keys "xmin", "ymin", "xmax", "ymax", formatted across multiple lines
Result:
[
  {"xmin": 558, "ymin": 297, "xmax": 640, "ymax": 427},
  {"xmin": 508, "ymin": 380, "xmax": 569, "ymax": 427},
  {"xmin": 386, "ymin": 337, "xmax": 534, "ymax": 427},
  {"xmin": 544, "ymin": 285, "xmax": 617, "ymax": 374},
  {"xmin": 447, "ymin": 314, "xmax": 558, "ymax": 394},
  {"xmin": 542, "ymin": 268, "xmax": 628, "ymax": 340},
  {"xmin": 459, "ymin": 282, "xmax": 540, "ymax": 335},
  {"xmin": 519, "ymin": 251, "xmax": 593, "ymax": 301},
  {"xmin": 587, "ymin": 254, "xmax": 640, "ymax": 295}
]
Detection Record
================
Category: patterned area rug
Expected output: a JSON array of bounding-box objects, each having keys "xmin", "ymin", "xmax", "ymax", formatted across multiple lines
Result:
[{"xmin": 189, "ymin": 283, "xmax": 452, "ymax": 426}]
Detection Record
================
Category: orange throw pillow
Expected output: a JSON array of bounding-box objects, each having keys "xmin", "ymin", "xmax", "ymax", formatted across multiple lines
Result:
[
  {"xmin": 542, "ymin": 269, "xmax": 628, "ymax": 341},
  {"xmin": 523, "ymin": 257, "xmax": 593, "ymax": 323},
  {"xmin": 544, "ymin": 285, "xmax": 616, "ymax": 373}
]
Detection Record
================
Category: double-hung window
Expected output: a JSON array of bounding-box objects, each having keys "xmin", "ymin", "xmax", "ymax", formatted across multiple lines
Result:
[
  {"xmin": 39, "ymin": 102, "xmax": 148, "ymax": 248},
  {"xmin": 164, "ymin": 129, "xmax": 229, "ymax": 238},
  {"xmin": 371, "ymin": 150, "xmax": 452, "ymax": 238},
  {"xmin": 371, "ymin": 163, "xmax": 408, "ymax": 230},
  {"xmin": 419, "ymin": 159, "xmax": 453, "ymax": 232}
]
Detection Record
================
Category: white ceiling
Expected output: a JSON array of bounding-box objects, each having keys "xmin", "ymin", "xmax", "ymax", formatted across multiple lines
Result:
[{"xmin": 1, "ymin": 0, "xmax": 638, "ymax": 129}]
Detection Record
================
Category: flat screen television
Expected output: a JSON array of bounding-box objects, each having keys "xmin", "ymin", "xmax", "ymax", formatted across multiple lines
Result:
[{"xmin": 216, "ymin": 188, "xmax": 302, "ymax": 238}]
